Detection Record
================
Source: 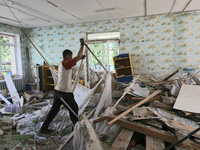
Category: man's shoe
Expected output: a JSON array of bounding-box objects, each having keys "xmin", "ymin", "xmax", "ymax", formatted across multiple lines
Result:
[{"xmin": 39, "ymin": 128, "xmax": 53, "ymax": 134}]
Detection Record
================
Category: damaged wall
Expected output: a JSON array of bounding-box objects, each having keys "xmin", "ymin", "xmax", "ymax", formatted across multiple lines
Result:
[
  {"xmin": 27, "ymin": 10, "xmax": 200, "ymax": 78},
  {"xmin": 3, "ymin": 10, "xmax": 200, "ymax": 79},
  {"xmin": 0, "ymin": 24, "xmax": 30, "ymax": 88}
]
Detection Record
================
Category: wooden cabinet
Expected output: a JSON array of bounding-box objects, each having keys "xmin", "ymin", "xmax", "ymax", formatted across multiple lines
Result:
[
  {"xmin": 113, "ymin": 53, "xmax": 133, "ymax": 84},
  {"xmin": 42, "ymin": 66, "xmax": 54, "ymax": 92},
  {"xmin": 37, "ymin": 65, "xmax": 57, "ymax": 92}
]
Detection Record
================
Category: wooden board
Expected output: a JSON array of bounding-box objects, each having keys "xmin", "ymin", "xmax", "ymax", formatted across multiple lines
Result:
[
  {"xmin": 162, "ymin": 69, "xmax": 179, "ymax": 81},
  {"xmin": 189, "ymin": 71, "xmax": 200, "ymax": 85},
  {"xmin": 108, "ymin": 90, "xmax": 162, "ymax": 125},
  {"xmin": 146, "ymin": 135, "xmax": 165, "ymax": 150},
  {"xmin": 107, "ymin": 115, "xmax": 178, "ymax": 144},
  {"xmin": 109, "ymin": 129, "xmax": 134, "ymax": 150},
  {"xmin": 144, "ymin": 120, "xmax": 163, "ymax": 130},
  {"xmin": 144, "ymin": 80, "xmax": 174, "ymax": 85},
  {"xmin": 125, "ymin": 94, "xmax": 162, "ymax": 101},
  {"xmin": 175, "ymin": 131, "xmax": 191, "ymax": 147},
  {"xmin": 93, "ymin": 116, "xmax": 107, "ymax": 124},
  {"xmin": 173, "ymin": 84, "xmax": 200, "ymax": 113},
  {"xmin": 149, "ymin": 101, "xmax": 173, "ymax": 110},
  {"xmin": 171, "ymin": 120, "xmax": 200, "ymax": 138}
]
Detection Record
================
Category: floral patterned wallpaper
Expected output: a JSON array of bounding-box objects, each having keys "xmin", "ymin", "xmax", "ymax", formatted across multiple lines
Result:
[
  {"xmin": 27, "ymin": 11, "xmax": 200, "ymax": 78},
  {"xmin": 2, "ymin": 10, "xmax": 200, "ymax": 81},
  {"xmin": 0, "ymin": 24, "xmax": 29, "ymax": 88}
]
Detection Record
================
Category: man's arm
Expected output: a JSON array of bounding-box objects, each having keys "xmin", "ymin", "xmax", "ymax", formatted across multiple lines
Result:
[{"xmin": 76, "ymin": 38, "xmax": 84, "ymax": 62}]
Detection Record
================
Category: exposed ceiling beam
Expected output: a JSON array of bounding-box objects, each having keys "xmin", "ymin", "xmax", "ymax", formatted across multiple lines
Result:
[
  {"xmin": 183, "ymin": 0, "xmax": 192, "ymax": 11},
  {"xmin": 47, "ymin": 0, "xmax": 83, "ymax": 21},
  {"xmin": 169, "ymin": 0, "xmax": 177, "ymax": 14},
  {"xmin": 0, "ymin": 2, "xmax": 51, "ymax": 23},
  {"xmin": 0, "ymin": 16, "xmax": 18, "ymax": 22},
  {"xmin": 144, "ymin": 0, "xmax": 147, "ymax": 16}
]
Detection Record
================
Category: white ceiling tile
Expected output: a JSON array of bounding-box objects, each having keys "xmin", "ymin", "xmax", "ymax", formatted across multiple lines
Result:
[
  {"xmin": 100, "ymin": 0, "xmax": 144, "ymax": 18},
  {"xmin": 171, "ymin": 0, "xmax": 191, "ymax": 12},
  {"xmin": 0, "ymin": 0, "xmax": 200, "ymax": 28},
  {"xmin": 147, "ymin": 0, "xmax": 175, "ymax": 15},
  {"xmin": 9, "ymin": 0, "xmax": 73, "ymax": 23},
  {"xmin": 48, "ymin": 0, "xmax": 103, "ymax": 21},
  {"xmin": 185, "ymin": 0, "xmax": 200, "ymax": 11}
]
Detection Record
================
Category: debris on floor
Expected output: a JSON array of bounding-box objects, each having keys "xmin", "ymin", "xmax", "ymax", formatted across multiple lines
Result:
[{"xmin": 1, "ymin": 70, "xmax": 200, "ymax": 149}]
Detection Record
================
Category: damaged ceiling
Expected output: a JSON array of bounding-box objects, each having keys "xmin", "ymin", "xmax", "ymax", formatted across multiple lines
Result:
[{"xmin": 0, "ymin": 0, "xmax": 200, "ymax": 28}]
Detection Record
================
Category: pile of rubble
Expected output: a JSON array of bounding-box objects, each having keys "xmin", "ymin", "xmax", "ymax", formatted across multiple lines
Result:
[
  {"xmin": 1, "ymin": 70, "xmax": 200, "ymax": 150},
  {"xmin": 77, "ymin": 70, "xmax": 200, "ymax": 150},
  {"xmin": 103, "ymin": 70, "xmax": 200, "ymax": 150}
]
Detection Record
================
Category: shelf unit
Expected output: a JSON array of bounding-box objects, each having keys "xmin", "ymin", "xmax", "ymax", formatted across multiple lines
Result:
[
  {"xmin": 42, "ymin": 66, "xmax": 54, "ymax": 92},
  {"xmin": 113, "ymin": 53, "xmax": 133, "ymax": 85},
  {"xmin": 37, "ymin": 65, "xmax": 58, "ymax": 92}
]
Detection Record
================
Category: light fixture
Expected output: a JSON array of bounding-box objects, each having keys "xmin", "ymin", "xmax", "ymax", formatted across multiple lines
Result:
[{"xmin": 96, "ymin": 8, "xmax": 116, "ymax": 12}]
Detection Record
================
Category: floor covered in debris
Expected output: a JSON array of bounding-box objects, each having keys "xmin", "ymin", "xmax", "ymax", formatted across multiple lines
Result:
[{"xmin": 1, "ymin": 71, "xmax": 200, "ymax": 150}]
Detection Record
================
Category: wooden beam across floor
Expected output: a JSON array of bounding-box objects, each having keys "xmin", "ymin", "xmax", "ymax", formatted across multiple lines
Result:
[
  {"xmin": 107, "ymin": 114, "xmax": 178, "ymax": 144},
  {"xmin": 109, "ymin": 128, "xmax": 134, "ymax": 150},
  {"xmin": 146, "ymin": 135, "xmax": 165, "ymax": 150},
  {"xmin": 108, "ymin": 90, "xmax": 162, "ymax": 125},
  {"xmin": 175, "ymin": 131, "xmax": 191, "ymax": 149}
]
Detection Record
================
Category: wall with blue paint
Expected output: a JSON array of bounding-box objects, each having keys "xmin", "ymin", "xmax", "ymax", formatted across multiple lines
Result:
[
  {"xmin": 27, "ymin": 11, "xmax": 200, "ymax": 78},
  {"xmin": 2, "ymin": 11, "xmax": 200, "ymax": 81}
]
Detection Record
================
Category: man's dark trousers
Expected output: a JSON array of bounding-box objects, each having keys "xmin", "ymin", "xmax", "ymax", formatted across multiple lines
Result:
[{"xmin": 41, "ymin": 89, "xmax": 79, "ymax": 130}]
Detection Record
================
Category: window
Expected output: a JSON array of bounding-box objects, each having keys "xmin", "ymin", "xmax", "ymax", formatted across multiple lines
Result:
[
  {"xmin": 0, "ymin": 33, "xmax": 22, "ymax": 77},
  {"xmin": 87, "ymin": 32, "xmax": 120, "ymax": 72}
]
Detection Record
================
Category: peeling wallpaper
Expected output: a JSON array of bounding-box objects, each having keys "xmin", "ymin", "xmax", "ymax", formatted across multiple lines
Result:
[{"xmin": 2, "ymin": 11, "xmax": 200, "ymax": 81}]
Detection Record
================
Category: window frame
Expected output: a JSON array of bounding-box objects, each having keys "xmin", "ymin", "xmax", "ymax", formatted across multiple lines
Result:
[
  {"xmin": 0, "ymin": 32, "xmax": 22, "ymax": 78},
  {"xmin": 88, "ymin": 41, "xmax": 119, "ymax": 72}
]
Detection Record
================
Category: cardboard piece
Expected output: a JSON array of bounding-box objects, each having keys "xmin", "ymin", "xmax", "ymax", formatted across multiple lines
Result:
[{"xmin": 173, "ymin": 84, "xmax": 200, "ymax": 113}]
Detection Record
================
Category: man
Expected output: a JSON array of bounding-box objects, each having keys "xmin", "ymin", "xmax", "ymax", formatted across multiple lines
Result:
[{"xmin": 40, "ymin": 38, "xmax": 85, "ymax": 133}]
